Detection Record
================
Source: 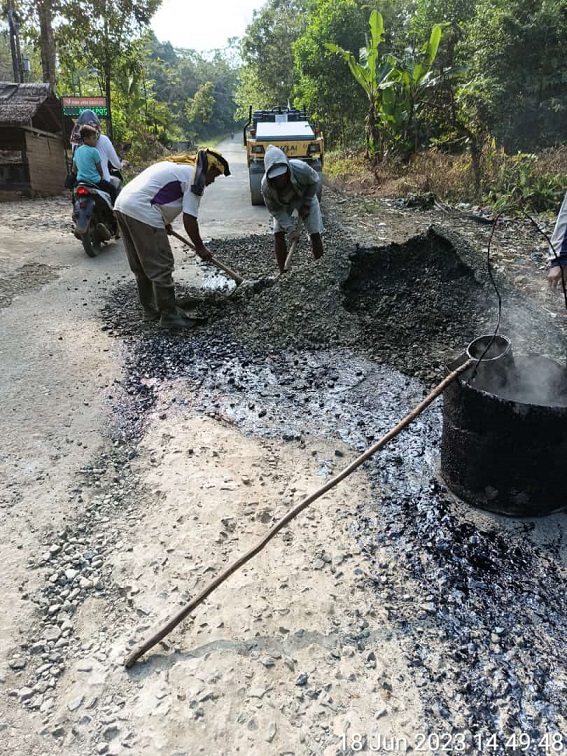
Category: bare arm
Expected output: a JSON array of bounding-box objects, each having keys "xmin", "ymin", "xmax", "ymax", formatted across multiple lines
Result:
[{"xmin": 183, "ymin": 213, "xmax": 212, "ymax": 261}]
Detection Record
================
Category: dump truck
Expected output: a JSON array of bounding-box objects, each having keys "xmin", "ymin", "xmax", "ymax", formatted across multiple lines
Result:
[{"xmin": 243, "ymin": 105, "xmax": 324, "ymax": 205}]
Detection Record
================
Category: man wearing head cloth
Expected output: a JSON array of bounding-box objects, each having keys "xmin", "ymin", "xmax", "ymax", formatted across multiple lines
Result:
[{"xmin": 114, "ymin": 149, "xmax": 230, "ymax": 328}]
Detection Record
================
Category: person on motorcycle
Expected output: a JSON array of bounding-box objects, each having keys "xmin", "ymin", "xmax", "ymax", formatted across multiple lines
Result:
[
  {"xmin": 114, "ymin": 148, "xmax": 231, "ymax": 329},
  {"xmin": 72, "ymin": 124, "xmax": 117, "ymax": 204},
  {"xmin": 70, "ymin": 109, "xmax": 125, "ymax": 193}
]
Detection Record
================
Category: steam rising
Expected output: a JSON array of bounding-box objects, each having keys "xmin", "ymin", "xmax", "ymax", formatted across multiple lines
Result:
[{"xmin": 469, "ymin": 354, "xmax": 567, "ymax": 407}]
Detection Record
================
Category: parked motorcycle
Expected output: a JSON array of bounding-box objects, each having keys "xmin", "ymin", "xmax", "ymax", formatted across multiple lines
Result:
[{"xmin": 71, "ymin": 178, "xmax": 119, "ymax": 258}]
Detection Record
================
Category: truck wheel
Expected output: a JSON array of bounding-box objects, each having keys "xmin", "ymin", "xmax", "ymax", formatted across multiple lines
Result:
[{"xmin": 249, "ymin": 171, "xmax": 264, "ymax": 206}]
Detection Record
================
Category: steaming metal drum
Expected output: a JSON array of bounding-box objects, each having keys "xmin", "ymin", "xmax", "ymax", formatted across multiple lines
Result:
[{"xmin": 441, "ymin": 336, "xmax": 567, "ymax": 516}]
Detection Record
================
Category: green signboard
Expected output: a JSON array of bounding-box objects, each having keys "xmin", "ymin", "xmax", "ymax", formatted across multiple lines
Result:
[
  {"xmin": 61, "ymin": 97, "xmax": 109, "ymax": 119},
  {"xmin": 63, "ymin": 106, "xmax": 108, "ymax": 117}
]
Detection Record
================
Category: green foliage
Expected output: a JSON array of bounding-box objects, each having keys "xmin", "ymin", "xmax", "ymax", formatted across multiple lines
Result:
[
  {"xmin": 408, "ymin": 0, "xmax": 476, "ymax": 70},
  {"xmin": 48, "ymin": 0, "xmax": 160, "ymax": 138},
  {"xmin": 9, "ymin": 0, "xmax": 567, "ymax": 194},
  {"xmin": 0, "ymin": 27, "xmax": 17, "ymax": 79},
  {"xmin": 186, "ymin": 82, "xmax": 215, "ymax": 126},
  {"xmin": 118, "ymin": 36, "xmax": 239, "ymax": 149},
  {"xmin": 381, "ymin": 22, "xmax": 448, "ymax": 155},
  {"xmin": 326, "ymin": 9, "xmax": 392, "ymax": 159},
  {"xmin": 292, "ymin": 0, "xmax": 368, "ymax": 148},
  {"xmin": 322, "ymin": 147, "xmax": 370, "ymax": 179},
  {"xmin": 236, "ymin": 0, "xmax": 308, "ymax": 115},
  {"xmin": 458, "ymin": 0, "xmax": 567, "ymax": 151},
  {"xmin": 482, "ymin": 152, "xmax": 567, "ymax": 212},
  {"xmin": 326, "ymin": 9, "xmax": 446, "ymax": 160}
]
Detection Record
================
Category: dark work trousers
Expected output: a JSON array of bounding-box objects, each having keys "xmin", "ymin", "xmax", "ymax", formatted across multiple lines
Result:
[
  {"xmin": 97, "ymin": 179, "xmax": 117, "ymax": 205},
  {"xmin": 114, "ymin": 211, "xmax": 175, "ymax": 289}
]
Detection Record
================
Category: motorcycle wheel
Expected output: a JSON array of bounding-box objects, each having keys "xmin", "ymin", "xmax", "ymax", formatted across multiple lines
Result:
[{"xmin": 80, "ymin": 220, "xmax": 103, "ymax": 258}]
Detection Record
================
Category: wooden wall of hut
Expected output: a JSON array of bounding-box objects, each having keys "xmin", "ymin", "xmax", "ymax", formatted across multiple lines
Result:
[{"xmin": 25, "ymin": 129, "xmax": 67, "ymax": 196}]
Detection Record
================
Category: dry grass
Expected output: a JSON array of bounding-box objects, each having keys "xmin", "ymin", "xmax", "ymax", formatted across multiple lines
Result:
[
  {"xmin": 325, "ymin": 145, "xmax": 567, "ymax": 208},
  {"xmin": 325, "ymin": 147, "xmax": 479, "ymax": 200},
  {"xmin": 533, "ymin": 144, "xmax": 567, "ymax": 178}
]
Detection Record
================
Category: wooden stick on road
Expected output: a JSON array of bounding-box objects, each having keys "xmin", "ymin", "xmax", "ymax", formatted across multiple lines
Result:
[{"xmin": 124, "ymin": 357, "xmax": 474, "ymax": 669}]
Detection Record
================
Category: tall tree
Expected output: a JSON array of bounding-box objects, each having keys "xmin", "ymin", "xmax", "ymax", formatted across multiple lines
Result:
[
  {"xmin": 458, "ymin": 0, "xmax": 567, "ymax": 150},
  {"xmin": 52, "ymin": 0, "xmax": 161, "ymax": 138},
  {"xmin": 293, "ymin": 0, "xmax": 368, "ymax": 148},
  {"xmin": 237, "ymin": 0, "xmax": 308, "ymax": 115},
  {"xmin": 36, "ymin": 0, "xmax": 56, "ymax": 85}
]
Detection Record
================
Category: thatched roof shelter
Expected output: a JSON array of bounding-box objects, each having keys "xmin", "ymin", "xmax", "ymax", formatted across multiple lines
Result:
[
  {"xmin": 0, "ymin": 82, "xmax": 63, "ymax": 134},
  {"xmin": 0, "ymin": 83, "xmax": 67, "ymax": 195}
]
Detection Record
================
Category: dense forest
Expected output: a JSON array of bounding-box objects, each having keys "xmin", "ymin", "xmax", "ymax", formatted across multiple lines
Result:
[{"xmin": 1, "ymin": 0, "xmax": 566, "ymax": 206}]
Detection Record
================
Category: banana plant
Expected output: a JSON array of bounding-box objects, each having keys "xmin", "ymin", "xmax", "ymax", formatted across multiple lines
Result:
[
  {"xmin": 382, "ymin": 23, "xmax": 447, "ymax": 155},
  {"xmin": 325, "ymin": 10, "xmax": 393, "ymax": 160},
  {"xmin": 327, "ymin": 11, "xmax": 448, "ymax": 160}
]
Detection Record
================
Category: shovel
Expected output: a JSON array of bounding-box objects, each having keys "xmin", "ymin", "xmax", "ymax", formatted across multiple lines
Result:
[
  {"xmin": 171, "ymin": 228, "xmax": 280, "ymax": 299},
  {"xmin": 169, "ymin": 228, "xmax": 244, "ymax": 286},
  {"xmin": 282, "ymin": 217, "xmax": 303, "ymax": 273}
]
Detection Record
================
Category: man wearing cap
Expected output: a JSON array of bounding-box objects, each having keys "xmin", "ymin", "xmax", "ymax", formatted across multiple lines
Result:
[
  {"xmin": 114, "ymin": 149, "xmax": 230, "ymax": 329},
  {"xmin": 261, "ymin": 145, "xmax": 324, "ymax": 274}
]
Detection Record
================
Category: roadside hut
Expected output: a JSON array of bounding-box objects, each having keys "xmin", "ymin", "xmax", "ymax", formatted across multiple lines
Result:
[{"xmin": 0, "ymin": 82, "xmax": 67, "ymax": 196}]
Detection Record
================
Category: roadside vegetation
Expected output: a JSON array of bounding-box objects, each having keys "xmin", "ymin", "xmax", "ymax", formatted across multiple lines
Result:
[
  {"xmin": 326, "ymin": 143, "xmax": 567, "ymax": 214},
  {"xmin": 1, "ymin": 0, "xmax": 565, "ymax": 212}
]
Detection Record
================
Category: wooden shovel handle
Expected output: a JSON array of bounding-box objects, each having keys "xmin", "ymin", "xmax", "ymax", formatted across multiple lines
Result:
[
  {"xmin": 169, "ymin": 228, "xmax": 244, "ymax": 285},
  {"xmin": 283, "ymin": 218, "xmax": 303, "ymax": 272}
]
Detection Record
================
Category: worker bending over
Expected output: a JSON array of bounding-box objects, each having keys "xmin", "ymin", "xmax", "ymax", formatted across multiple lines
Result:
[
  {"xmin": 261, "ymin": 145, "xmax": 324, "ymax": 274},
  {"xmin": 114, "ymin": 149, "xmax": 230, "ymax": 329}
]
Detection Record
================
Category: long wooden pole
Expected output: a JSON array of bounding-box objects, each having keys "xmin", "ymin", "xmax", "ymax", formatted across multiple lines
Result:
[{"xmin": 124, "ymin": 358, "xmax": 474, "ymax": 668}]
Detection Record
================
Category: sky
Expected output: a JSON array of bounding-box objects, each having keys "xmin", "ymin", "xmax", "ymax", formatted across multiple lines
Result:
[{"xmin": 150, "ymin": 0, "xmax": 267, "ymax": 52}]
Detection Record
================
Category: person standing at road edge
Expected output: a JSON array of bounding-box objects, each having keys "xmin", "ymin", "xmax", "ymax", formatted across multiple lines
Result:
[{"xmin": 547, "ymin": 191, "xmax": 567, "ymax": 289}]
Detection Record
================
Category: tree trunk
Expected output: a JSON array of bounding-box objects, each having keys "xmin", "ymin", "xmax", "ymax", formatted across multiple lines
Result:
[
  {"xmin": 460, "ymin": 124, "xmax": 483, "ymax": 197},
  {"xmin": 37, "ymin": 0, "xmax": 56, "ymax": 88},
  {"xmin": 105, "ymin": 69, "xmax": 113, "ymax": 141},
  {"xmin": 366, "ymin": 101, "xmax": 383, "ymax": 163}
]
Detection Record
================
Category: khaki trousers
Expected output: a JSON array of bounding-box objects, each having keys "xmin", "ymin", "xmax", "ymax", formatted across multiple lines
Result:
[{"xmin": 115, "ymin": 211, "xmax": 175, "ymax": 288}]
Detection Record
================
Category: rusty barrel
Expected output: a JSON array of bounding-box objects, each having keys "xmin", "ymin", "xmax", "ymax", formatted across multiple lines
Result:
[{"xmin": 441, "ymin": 338, "xmax": 567, "ymax": 517}]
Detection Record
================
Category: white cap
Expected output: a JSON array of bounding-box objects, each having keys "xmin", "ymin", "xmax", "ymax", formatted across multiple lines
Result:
[{"xmin": 267, "ymin": 164, "xmax": 288, "ymax": 178}]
